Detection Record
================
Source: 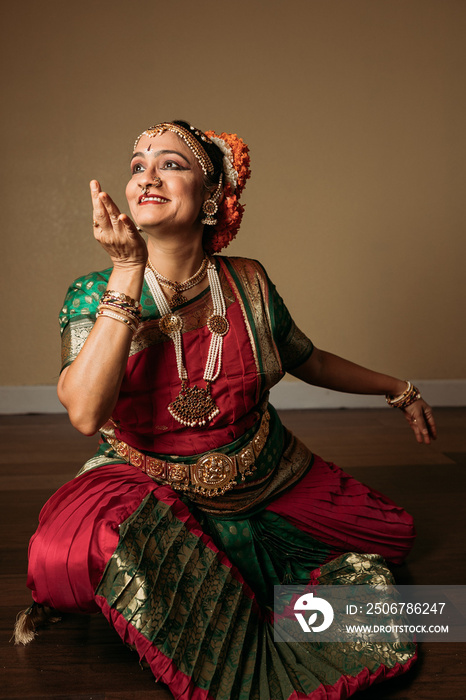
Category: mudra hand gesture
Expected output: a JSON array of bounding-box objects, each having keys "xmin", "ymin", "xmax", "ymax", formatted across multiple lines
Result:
[{"xmin": 91, "ymin": 180, "xmax": 148, "ymax": 269}]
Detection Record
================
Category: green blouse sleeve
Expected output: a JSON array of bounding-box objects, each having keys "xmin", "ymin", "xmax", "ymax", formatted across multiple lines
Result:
[
  {"xmin": 267, "ymin": 277, "xmax": 314, "ymax": 372},
  {"xmin": 58, "ymin": 269, "xmax": 111, "ymax": 371}
]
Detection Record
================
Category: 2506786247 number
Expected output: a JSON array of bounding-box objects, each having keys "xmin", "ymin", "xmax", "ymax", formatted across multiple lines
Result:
[{"xmin": 364, "ymin": 602, "xmax": 446, "ymax": 615}]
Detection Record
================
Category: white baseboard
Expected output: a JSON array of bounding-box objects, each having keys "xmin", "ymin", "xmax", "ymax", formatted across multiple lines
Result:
[
  {"xmin": 0, "ymin": 380, "xmax": 465, "ymax": 414},
  {"xmin": 0, "ymin": 386, "xmax": 64, "ymax": 414},
  {"xmin": 270, "ymin": 379, "xmax": 466, "ymax": 410}
]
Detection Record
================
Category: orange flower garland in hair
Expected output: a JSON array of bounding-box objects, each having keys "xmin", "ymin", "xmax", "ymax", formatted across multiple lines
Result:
[{"xmin": 203, "ymin": 131, "xmax": 251, "ymax": 254}]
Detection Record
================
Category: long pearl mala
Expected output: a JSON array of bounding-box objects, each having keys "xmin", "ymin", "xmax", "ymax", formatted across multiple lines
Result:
[
  {"xmin": 144, "ymin": 258, "xmax": 229, "ymax": 427},
  {"xmin": 204, "ymin": 261, "xmax": 228, "ymax": 383}
]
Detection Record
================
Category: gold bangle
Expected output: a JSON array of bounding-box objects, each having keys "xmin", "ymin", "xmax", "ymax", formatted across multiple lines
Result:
[
  {"xmin": 386, "ymin": 381, "xmax": 411, "ymax": 404},
  {"xmin": 97, "ymin": 309, "xmax": 138, "ymax": 333},
  {"xmin": 101, "ymin": 291, "xmax": 142, "ymax": 316},
  {"xmin": 98, "ymin": 302, "xmax": 140, "ymax": 326},
  {"xmin": 386, "ymin": 381, "xmax": 422, "ymax": 409},
  {"xmin": 104, "ymin": 290, "xmax": 140, "ymax": 306}
]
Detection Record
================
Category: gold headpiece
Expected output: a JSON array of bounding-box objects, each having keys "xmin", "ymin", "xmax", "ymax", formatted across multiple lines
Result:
[{"xmin": 133, "ymin": 123, "xmax": 214, "ymax": 177}]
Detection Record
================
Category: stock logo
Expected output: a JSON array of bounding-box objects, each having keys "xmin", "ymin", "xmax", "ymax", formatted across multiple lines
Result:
[{"xmin": 293, "ymin": 592, "xmax": 334, "ymax": 633}]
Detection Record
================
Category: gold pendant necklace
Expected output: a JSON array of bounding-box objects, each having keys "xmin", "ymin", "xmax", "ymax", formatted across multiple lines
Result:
[
  {"xmin": 168, "ymin": 381, "xmax": 219, "ymax": 427},
  {"xmin": 144, "ymin": 258, "xmax": 229, "ymax": 427}
]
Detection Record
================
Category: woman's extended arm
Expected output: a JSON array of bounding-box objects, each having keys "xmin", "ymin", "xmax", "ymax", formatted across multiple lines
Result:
[
  {"xmin": 290, "ymin": 347, "xmax": 437, "ymax": 444},
  {"xmin": 57, "ymin": 181, "xmax": 148, "ymax": 435}
]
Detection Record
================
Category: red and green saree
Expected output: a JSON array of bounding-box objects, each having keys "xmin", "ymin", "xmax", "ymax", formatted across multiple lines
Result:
[{"xmin": 27, "ymin": 256, "xmax": 416, "ymax": 699}]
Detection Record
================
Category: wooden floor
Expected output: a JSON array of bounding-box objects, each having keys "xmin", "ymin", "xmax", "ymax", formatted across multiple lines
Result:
[{"xmin": 1, "ymin": 408, "xmax": 465, "ymax": 699}]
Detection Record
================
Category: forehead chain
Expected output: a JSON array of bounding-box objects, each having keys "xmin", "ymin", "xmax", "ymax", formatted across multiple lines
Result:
[{"xmin": 133, "ymin": 123, "xmax": 214, "ymax": 176}]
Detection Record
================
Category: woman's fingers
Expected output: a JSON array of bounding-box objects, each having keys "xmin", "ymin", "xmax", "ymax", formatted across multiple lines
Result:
[
  {"xmin": 89, "ymin": 180, "xmax": 147, "ymax": 265},
  {"xmin": 90, "ymin": 180, "xmax": 109, "ymax": 231},
  {"xmin": 423, "ymin": 405, "xmax": 438, "ymax": 440},
  {"xmin": 404, "ymin": 401, "xmax": 437, "ymax": 445},
  {"xmin": 90, "ymin": 181, "xmax": 126, "ymax": 242},
  {"xmin": 91, "ymin": 181, "xmax": 125, "ymax": 236},
  {"xmin": 118, "ymin": 212, "xmax": 140, "ymax": 237},
  {"xmin": 90, "ymin": 179, "xmax": 101, "ymax": 199},
  {"xmin": 90, "ymin": 179, "xmax": 145, "ymax": 254},
  {"xmin": 405, "ymin": 411, "xmax": 424, "ymax": 444},
  {"xmin": 411, "ymin": 416, "xmax": 429, "ymax": 444},
  {"xmin": 116, "ymin": 214, "xmax": 148, "ymax": 266},
  {"xmin": 99, "ymin": 191, "xmax": 122, "ymax": 224}
]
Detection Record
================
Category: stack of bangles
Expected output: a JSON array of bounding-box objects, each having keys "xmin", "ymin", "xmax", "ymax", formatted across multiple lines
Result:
[
  {"xmin": 385, "ymin": 381, "xmax": 422, "ymax": 409},
  {"xmin": 97, "ymin": 290, "xmax": 142, "ymax": 334}
]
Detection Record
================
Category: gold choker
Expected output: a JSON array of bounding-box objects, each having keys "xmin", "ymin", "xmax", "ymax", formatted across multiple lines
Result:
[{"xmin": 146, "ymin": 257, "xmax": 209, "ymax": 308}]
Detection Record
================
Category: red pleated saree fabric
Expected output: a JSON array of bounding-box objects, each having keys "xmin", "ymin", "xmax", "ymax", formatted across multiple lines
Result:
[{"xmin": 27, "ymin": 462, "xmax": 416, "ymax": 700}]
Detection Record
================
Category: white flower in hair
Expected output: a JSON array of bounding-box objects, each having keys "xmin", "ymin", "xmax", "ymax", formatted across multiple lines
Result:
[{"xmin": 210, "ymin": 136, "xmax": 238, "ymax": 192}]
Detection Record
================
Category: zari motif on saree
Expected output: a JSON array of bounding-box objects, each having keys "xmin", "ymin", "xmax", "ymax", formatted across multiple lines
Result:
[{"xmin": 96, "ymin": 497, "xmax": 416, "ymax": 700}]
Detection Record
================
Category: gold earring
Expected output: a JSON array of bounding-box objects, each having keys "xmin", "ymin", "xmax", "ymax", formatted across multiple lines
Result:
[{"xmin": 201, "ymin": 175, "xmax": 223, "ymax": 226}]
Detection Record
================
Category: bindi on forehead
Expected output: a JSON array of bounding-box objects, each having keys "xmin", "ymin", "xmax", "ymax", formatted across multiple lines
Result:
[
  {"xmin": 139, "ymin": 133, "xmax": 190, "ymax": 158},
  {"xmin": 130, "ymin": 148, "xmax": 193, "ymax": 167}
]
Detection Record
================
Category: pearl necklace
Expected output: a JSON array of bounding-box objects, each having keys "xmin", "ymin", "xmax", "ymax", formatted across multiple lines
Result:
[
  {"xmin": 146, "ymin": 256, "xmax": 209, "ymax": 308},
  {"xmin": 144, "ymin": 258, "xmax": 229, "ymax": 427}
]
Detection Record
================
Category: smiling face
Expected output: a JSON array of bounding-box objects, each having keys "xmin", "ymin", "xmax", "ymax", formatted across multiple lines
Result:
[{"xmin": 126, "ymin": 132, "xmax": 208, "ymax": 234}]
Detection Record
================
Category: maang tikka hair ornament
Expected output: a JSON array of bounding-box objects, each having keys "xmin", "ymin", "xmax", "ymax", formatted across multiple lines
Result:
[{"xmin": 134, "ymin": 123, "xmax": 214, "ymax": 176}]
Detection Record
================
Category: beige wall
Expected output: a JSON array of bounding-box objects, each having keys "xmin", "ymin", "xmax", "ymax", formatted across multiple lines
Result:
[{"xmin": 2, "ymin": 0, "xmax": 465, "ymax": 386}]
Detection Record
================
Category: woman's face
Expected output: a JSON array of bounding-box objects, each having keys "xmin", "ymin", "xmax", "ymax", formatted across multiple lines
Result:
[{"xmin": 126, "ymin": 131, "xmax": 207, "ymax": 233}]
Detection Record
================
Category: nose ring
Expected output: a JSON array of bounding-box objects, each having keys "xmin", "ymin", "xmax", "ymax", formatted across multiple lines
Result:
[{"xmin": 140, "ymin": 179, "xmax": 161, "ymax": 195}]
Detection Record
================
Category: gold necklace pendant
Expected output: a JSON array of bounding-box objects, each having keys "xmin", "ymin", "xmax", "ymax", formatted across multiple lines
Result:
[
  {"xmin": 168, "ymin": 382, "xmax": 220, "ymax": 427},
  {"xmin": 169, "ymin": 291, "xmax": 189, "ymax": 308},
  {"xmin": 159, "ymin": 312, "xmax": 183, "ymax": 336}
]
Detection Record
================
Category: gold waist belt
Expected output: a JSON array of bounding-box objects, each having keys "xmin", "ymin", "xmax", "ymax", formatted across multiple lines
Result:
[{"xmin": 106, "ymin": 410, "xmax": 270, "ymax": 497}]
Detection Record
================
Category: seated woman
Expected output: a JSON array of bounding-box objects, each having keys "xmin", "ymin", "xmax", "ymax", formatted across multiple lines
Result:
[{"xmin": 15, "ymin": 121, "xmax": 437, "ymax": 700}]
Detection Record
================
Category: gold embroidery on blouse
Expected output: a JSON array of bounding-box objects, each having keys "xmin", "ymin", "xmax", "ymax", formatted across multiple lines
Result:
[
  {"xmin": 61, "ymin": 318, "xmax": 94, "ymax": 368},
  {"xmin": 226, "ymin": 260, "xmax": 283, "ymax": 386},
  {"xmin": 280, "ymin": 324, "xmax": 313, "ymax": 369}
]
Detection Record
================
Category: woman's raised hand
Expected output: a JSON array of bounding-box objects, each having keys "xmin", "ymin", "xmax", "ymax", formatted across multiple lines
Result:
[
  {"xmin": 58, "ymin": 180, "xmax": 149, "ymax": 433},
  {"xmin": 91, "ymin": 180, "xmax": 148, "ymax": 269}
]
